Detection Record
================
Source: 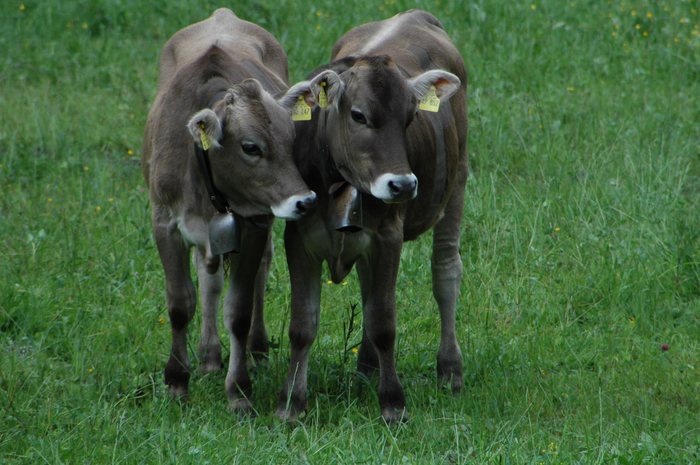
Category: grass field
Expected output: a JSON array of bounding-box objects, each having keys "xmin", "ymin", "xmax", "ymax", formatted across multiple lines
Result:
[{"xmin": 1, "ymin": 0, "xmax": 699, "ymax": 463}]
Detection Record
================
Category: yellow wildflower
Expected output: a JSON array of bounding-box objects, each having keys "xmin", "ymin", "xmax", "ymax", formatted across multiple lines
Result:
[
  {"xmin": 19, "ymin": 3, "xmax": 26, "ymax": 12},
  {"xmin": 127, "ymin": 148, "xmax": 134, "ymax": 156},
  {"xmin": 646, "ymin": 12, "xmax": 653, "ymax": 20},
  {"xmin": 88, "ymin": 367, "xmax": 95, "ymax": 374},
  {"xmin": 351, "ymin": 347, "xmax": 359, "ymax": 354}
]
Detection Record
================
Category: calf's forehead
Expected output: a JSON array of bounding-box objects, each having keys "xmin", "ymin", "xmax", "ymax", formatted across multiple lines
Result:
[
  {"xmin": 224, "ymin": 92, "xmax": 294, "ymax": 143},
  {"xmin": 344, "ymin": 60, "xmax": 412, "ymax": 112}
]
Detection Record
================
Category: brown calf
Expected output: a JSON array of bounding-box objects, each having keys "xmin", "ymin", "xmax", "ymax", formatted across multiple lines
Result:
[
  {"xmin": 278, "ymin": 9, "xmax": 467, "ymax": 422},
  {"xmin": 142, "ymin": 8, "xmax": 328, "ymax": 414}
]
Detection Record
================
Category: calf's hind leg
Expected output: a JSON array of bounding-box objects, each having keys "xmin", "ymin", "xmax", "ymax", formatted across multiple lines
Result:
[
  {"xmin": 195, "ymin": 248, "xmax": 224, "ymax": 373},
  {"xmin": 248, "ymin": 237, "xmax": 273, "ymax": 361},
  {"xmin": 431, "ymin": 187, "xmax": 465, "ymax": 392}
]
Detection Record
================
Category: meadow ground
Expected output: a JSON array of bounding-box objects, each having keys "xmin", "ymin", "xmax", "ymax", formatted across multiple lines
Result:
[{"xmin": 1, "ymin": 0, "xmax": 699, "ymax": 463}]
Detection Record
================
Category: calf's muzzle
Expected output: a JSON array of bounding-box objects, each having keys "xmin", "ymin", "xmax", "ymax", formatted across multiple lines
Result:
[
  {"xmin": 370, "ymin": 173, "xmax": 418, "ymax": 203},
  {"xmin": 271, "ymin": 191, "xmax": 317, "ymax": 220}
]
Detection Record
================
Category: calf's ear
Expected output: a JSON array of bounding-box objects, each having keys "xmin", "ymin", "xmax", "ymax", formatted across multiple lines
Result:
[
  {"xmin": 408, "ymin": 70, "xmax": 461, "ymax": 102},
  {"xmin": 186, "ymin": 109, "xmax": 223, "ymax": 149},
  {"xmin": 309, "ymin": 69, "xmax": 344, "ymax": 109},
  {"xmin": 278, "ymin": 70, "xmax": 344, "ymax": 111}
]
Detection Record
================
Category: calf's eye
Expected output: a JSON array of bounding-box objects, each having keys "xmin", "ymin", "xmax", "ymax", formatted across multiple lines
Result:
[
  {"xmin": 241, "ymin": 141, "xmax": 262, "ymax": 156},
  {"xmin": 350, "ymin": 108, "xmax": 367, "ymax": 125}
]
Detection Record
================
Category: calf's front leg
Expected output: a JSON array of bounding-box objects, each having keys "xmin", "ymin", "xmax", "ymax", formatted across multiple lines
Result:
[
  {"xmin": 276, "ymin": 223, "xmax": 322, "ymax": 421},
  {"xmin": 154, "ymin": 218, "xmax": 196, "ymax": 398},
  {"xmin": 357, "ymin": 238, "xmax": 407, "ymax": 423},
  {"xmin": 224, "ymin": 227, "xmax": 269, "ymax": 415}
]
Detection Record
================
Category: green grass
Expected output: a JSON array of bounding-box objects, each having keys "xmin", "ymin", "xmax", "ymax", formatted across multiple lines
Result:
[{"xmin": 1, "ymin": 0, "xmax": 699, "ymax": 463}]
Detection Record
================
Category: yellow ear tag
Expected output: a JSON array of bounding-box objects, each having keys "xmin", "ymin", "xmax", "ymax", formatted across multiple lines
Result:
[
  {"xmin": 318, "ymin": 82, "xmax": 328, "ymax": 109},
  {"xmin": 198, "ymin": 122, "xmax": 211, "ymax": 150},
  {"xmin": 292, "ymin": 95, "xmax": 312, "ymax": 121},
  {"xmin": 418, "ymin": 85, "xmax": 440, "ymax": 112}
]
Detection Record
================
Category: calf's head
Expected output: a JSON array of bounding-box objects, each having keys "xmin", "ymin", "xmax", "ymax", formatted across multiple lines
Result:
[
  {"xmin": 186, "ymin": 74, "xmax": 333, "ymax": 219},
  {"xmin": 318, "ymin": 56, "xmax": 460, "ymax": 203}
]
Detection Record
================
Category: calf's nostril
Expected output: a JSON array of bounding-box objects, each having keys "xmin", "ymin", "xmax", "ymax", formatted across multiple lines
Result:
[
  {"xmin": 295, "ymin": 195, "xmax": 317, "ymax": 216},
  {"xmin": 388, "ymin": 180, "xmax": 400, "ymax": 194},
  {"xmin": 388, "ymin": 178, "xmax": 417, "ymax": 195}
]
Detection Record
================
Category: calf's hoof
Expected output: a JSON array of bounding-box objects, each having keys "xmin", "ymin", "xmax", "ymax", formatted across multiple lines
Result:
[
  {"xmin": 199, "ymin": 357, "xmax": 223, "ymax": 374},
  {"xmin": 437, "ymin": 357, "xmax": 463, "ymax": 393},
  {"xmin": 228, "ymin": 398, "xmax": 255, "ymax": 417},
  {"xmin": 198, "ymin": 344, "xmax": 223, "ymax": 373},
  {"xmin": 248, "ymin": 340, "xmax": 270, "ymax": 364},
  {"xmin": 199, "ymin": 361, "xmax": 223, "ymax": 374},
  {"xmin": 168, "ymin": 384, "xmax": 189, "ymax": 400},
  {"xmin": 276, "ymin": 391, "xmax": 306, "ymax": 423},
  {"xmin": 164, "ymin": 363, "xmax": 190, "ymax": 399},
  {"xmin": 275, "ymin": 407, "xmax": 302, "ymax": 423},
  {"xmin": 381, "ymin": 406, "xmax": 409, "ymax": 424}
]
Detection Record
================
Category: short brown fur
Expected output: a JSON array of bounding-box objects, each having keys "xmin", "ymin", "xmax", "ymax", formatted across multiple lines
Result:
[
  {"xmin": 278, "ymin": 10, "xmax": 468, "ymax": 422},
  {"xmin": 142, "ymin": 8, "xmax": 316, "ymax": 414}
]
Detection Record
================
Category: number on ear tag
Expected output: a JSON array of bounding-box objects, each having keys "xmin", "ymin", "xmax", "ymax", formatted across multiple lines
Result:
[
  {"xmin": 292, "ymin": 96, "xmax": 312, "ymax": 121},
  {"xmin": 418, "ymin": 85, "xmax": 440, "ymax": 112}
]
